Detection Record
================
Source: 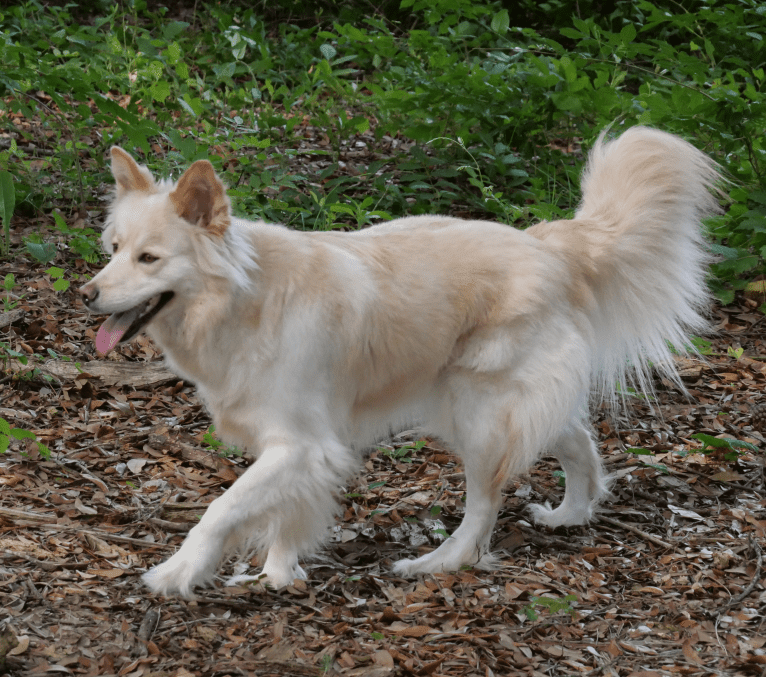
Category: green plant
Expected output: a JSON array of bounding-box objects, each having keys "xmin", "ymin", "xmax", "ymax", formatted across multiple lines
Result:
[
  {"xmin": 52, "ymin": 212, "xmax": 102, "ymax": 263},
  {"xmin": 380, "ymin": 439, "xmax": 426, "ymax": 463},
  {"xmin": 0, "ymin": 416, "xmax": 50, "ymax": 458},
  {"xmin": 25, "ymin": 239, "xmax": 57, "ymax": 264},
  {"xmin": 201, "ymin": 425, "xmax": 243, "ymax": 457},
  {"xmin": 319, "ymin": 654, "xmax": 333, "ymax": 675},
  {"xmin": 689, "ymin": 336, "xmax": 713, "ymax": 356},
  {"xmin": 690, "ymin": 433, "xmax": 758, "ymax": 463},
  {"xmin": 1, "ymin": 273, "xmax": 23, "ymax": 311},
  {"xmin": 522, "ymin": 594, "xmax": 578, "ymax": 621},
  {"xmin": 46, "ymin": 266, "xmax": 71, "ymax": 293}
]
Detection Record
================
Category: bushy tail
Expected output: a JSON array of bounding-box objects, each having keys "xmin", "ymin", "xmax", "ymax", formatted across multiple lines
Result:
[{"xmin": 545, "ymin": 126, "xmax": 722, "ymax": 401}]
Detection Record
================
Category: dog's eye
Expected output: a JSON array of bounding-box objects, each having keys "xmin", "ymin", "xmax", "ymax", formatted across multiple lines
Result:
[
  {"xmin": 112, "ymin": 243, "xmax": 119, "ymax": 253},
  {"xmin": 139, "ymin": 253, "xmax": 158, "ymax": 264}
]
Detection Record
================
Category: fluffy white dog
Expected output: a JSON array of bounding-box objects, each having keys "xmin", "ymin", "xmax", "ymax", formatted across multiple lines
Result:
[{"xmin": 80, "ymin": 127, "xmax": 720, "ymax": 597}]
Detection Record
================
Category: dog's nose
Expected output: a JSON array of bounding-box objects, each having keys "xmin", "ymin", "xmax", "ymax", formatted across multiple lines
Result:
[{"xmin": 79, "ymin": 285, "xmax": 99, "ymax": 306}]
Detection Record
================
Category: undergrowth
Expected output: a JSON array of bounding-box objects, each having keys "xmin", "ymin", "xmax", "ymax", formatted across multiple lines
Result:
[{"xmin": 0, "ymin": 0, "xmax": 764, "ymax": 305}]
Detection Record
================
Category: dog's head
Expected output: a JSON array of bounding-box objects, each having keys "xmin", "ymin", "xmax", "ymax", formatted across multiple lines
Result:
[{"xmin": 80, "ymin": 148, "xmax": 235, "ymax": 354}]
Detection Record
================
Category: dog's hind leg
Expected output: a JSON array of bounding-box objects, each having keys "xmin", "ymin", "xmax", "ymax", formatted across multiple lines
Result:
[
  {"xmin": 392, "ymin": 448, "xmax": 504, "ymax": 577},
  {"xmin": 528, "ymin": 420, "xmax": 607, "ymax": 527},
  {"xmin": 392, "ymin": 383, "xmax": 513, "ymax": 577}
]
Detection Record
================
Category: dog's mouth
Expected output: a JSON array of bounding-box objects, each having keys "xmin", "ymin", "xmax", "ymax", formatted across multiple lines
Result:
[{"xmin": 95, "ymin": 291, "xmax": 175, "ymax": 355}]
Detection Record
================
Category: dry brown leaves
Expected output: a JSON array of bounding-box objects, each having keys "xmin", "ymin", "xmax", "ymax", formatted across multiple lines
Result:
[{"xmin": 1, "ymin": 189, "xmax": 765, "ymax": 677}]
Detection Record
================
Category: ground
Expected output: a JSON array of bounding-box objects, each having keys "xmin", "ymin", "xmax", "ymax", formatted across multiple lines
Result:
[{"xmin": 1, "ymin": 169, "xmax": 765, "ymax": 677}]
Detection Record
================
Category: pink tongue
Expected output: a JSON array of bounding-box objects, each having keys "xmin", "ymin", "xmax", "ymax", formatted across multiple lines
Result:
[{"xmin": 95, "ymin": 311, "xmax": 137, "ymax": 355}]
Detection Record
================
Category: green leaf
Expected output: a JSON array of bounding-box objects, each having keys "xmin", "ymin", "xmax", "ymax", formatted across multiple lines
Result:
[
  {"xmin": 620, "ymin": 24, "xmax": 637, "ymax": 43},
  {"xmin": 320, "ymin": 44, "xmax": 337, "ymax": 60},
  {"xmin": 10, "ymin": 428, "xmax": 36, "ymax": 440},
  {"xmin": 727, "ymin": 346, "xmax": 744, "ymax": 360},
  {"xmin": 691, "ymin": 434, "xmax": 755, "ymax": 452},
  {"xmin": 46, "ymin": 266, "xmax": 65, "ymax": 279},
  {"xmin": 52, "ymin": 278, "xmax": 70, "ymax": 292},
  {"xmin": 0, "ymin": 418, "xmax": 10, "ymax": 436},
  {"xmin": 26, "ymin": 242, "xmax": 57, "ymax": 263},
  {"xmin": 52, "ymin": 211, "xmax": 68, "ymax": 230},
  {"xmin": 709, "ymin": 243, "xmax": 739, "ymax": 259},
  {"xmin": 491, "ymin": 9, "xmax": 510, "ymax": 35},
  {"xmin": 150, "ymin": 80, "xmax": 171, "ymax": 103},
  {"xmin": 163, "ymin": 21, "xmax": 189, "ymax": 40},
  {"xmin": 714, "ymin": 288, "xmax": 735, "ymax": 305}
]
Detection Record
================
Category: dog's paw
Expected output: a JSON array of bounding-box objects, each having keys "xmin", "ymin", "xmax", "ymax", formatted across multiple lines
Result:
[
  {"xmin": 392, "ymin": 553, "xmax": 455, "ymax": 577},
  {"xmin": 224, "ymin": 563, "xmax": 306, "ymax": 591},
  {"xmin": 528, "ymin": 501, "xmax": 591, "ymax": 528},
  {"xmin": 142, "ymin": 527, "xmax": 222, "ymax": 598},
  {"xmin": 259, "ymin": 562, "xmax": 307, "ymax": 589}
]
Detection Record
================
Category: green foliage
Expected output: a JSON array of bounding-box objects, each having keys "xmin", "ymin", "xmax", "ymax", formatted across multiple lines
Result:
[
  {"xmin": 380, "ymin": 439, "xmax": 426, "ymax": 463},
  {"xmin": 0, "ymin": 416, "xmax": 51, "ymax": 458},
  {"xmin": 691, "ymin": 433, "xmax": 758, "ymax": 462},
  {"xmin": 2, "ymin": 272, "xmax": 23, "ymax": 311},
  {"xmin": 0, "ymin": 0, "xmax": 763, "ymax": 298},
  {"xmin": 690, "ymin": 336, "xmax": 713, "ymax": 356},
  {"xmin": 522, "ymin": 594, "xmax": 578, "ymax": 621},
  {"xmin": 201, "ymin": 425, "xmax": 243, "ymax": 457},
  {"xmin": 46, "ymin": 266, "xmax": 69, "ymax": 292}
]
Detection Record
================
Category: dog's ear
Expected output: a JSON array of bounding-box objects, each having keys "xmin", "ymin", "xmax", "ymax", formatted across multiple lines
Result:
[
  {"xmin": 110, "ymin": 147, "xmax": 155, "ymax": 195},
  {"xmin": 169, "ymin": 160, "xmax": 231, "ymax": 236}
]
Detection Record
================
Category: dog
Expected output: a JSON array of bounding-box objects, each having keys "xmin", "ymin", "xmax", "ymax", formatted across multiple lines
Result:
[{"xmin": 79, "ymin": 127, "xmax": 720, "ymax": 598}]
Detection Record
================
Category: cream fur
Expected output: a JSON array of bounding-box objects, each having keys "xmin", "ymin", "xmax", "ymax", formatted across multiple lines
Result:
[{"xmin": 79, "ymin": 127, "xmax": 720, "ymax": 597}]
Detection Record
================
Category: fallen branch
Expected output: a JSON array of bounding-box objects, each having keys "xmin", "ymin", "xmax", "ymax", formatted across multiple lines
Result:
[
  {"xmin": 0, "ymin": 506, "xmax": 57, "ymax": 523},
  {"xmin": 39, "ymin": 524, "xmax": 177, "ymax": 551},
  {"xmin": 0, "ymin": 308, "xmax": 24, "ymax": 329},
  {"xmin": 34, "ymin": 358, "xmax": 179, "ymax": 387},
  {"xmin": 598, "ymin": 515, "xmax": 673, "ymax": 549}
]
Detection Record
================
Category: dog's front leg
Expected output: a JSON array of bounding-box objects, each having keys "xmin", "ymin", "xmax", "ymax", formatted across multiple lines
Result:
[{"xmin": 143, "ymin": 435, "xmax": 349, "ymax": 598}]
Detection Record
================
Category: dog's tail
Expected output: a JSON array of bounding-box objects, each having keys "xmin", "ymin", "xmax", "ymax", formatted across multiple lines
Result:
[{"xmin": 533, "ymin": 126, "xmax": 722, "ymax": 401}]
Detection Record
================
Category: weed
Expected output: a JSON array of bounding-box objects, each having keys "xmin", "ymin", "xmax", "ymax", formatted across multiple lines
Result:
[
  {"xmin": 522, "ymin": 594, "xmax": 578, "ymax": 621},
  {"xmin": 380, "ymin": 439, "xmax": 426, "ymax": 463},
  {"xmin": 201, "ymin": 426, "xmax": 243, "ymax": 458},
  {"xmin": 2, "ymin": 273, "xmax": 23, "ymax": 311},
  {"xmin": 0, "ymin": 416, "xmax": 51, "ymax": 458}
]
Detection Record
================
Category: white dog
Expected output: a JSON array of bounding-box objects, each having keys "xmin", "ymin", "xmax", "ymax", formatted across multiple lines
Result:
[{"xmin": 80, "ymin": 127, "xmax": 720, "ymax": 597}]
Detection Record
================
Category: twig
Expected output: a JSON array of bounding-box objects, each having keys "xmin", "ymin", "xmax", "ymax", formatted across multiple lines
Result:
[
  {"xmin": 38, "ymin": 524, "xmax": 177, "ymax": 551},
  {"xmin": 148, "ymin": 517, "xmax": 195, "ymax": 533},
  {"xmin": 0, "ymin": 549, "xmax": 88, "ymax": 570},
  {"xmin": 708, "ymin": 535, "xmax": 763, "ymax": 618},
  {"xmin": 0, "ymin": 309, "xmax": 25, "ymax": 329},
  {"xmin": 0, "ymin": 506, "xmax": 57, "ymax": 523},
  {"xmin": 598, "ymin": 514, "xmax": 673, "ymax": 549}
]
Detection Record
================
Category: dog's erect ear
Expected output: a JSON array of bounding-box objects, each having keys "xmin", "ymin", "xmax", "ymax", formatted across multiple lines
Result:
[
  {"xmin": 110, "ymin": 147, "xmax": 156, "ymax": 195},
  {"xmin": 169, "ymin": 160, "xmax": 231, "ymax": 236}
]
